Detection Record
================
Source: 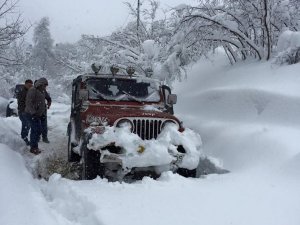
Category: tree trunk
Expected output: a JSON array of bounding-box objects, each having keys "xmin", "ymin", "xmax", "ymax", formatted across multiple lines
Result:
[{"xmin": 263, "ymin": 0, "xmax": 271, "ymax": 60}]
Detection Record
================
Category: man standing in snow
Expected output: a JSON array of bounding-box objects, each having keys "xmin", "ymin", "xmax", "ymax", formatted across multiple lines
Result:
[
  {"xmin": 34, "ymin": 79, "xmax": 52, "ymax": 143},
  {"xmin": 17, "ymin": 79, "xmax": 33, "ymax": 146},
  {"xmin": 40, "ymin": 90, "xmax": 51, "ymax": 143},
  {"xmin": 25, "ymin": 78, "xmax": 48, "ymax": 155}
]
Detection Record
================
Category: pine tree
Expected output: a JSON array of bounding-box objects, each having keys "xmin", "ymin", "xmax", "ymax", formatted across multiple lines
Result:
[{"xmin": 31, "ymin": 17, "xmax": 55, "ymax": 75}]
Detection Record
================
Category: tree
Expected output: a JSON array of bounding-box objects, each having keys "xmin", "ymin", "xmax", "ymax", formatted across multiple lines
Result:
[
  {"xmin": 0, "ymin": 0, "xmax": 28, "ymax": 98},
  {"xmin": 78, "ymin": 0, "xmax": 191, "ymax": 84},
  {"xmin": 31, "ymin": 17, "xmax": 55, "ymax": 75},
  {"xmin": 176, "ymin": 0, "xmax": 300, "ymax": 63},
  {"xmin": 0, "ymin": 0, "xmax": 27, "ymax": 65}
]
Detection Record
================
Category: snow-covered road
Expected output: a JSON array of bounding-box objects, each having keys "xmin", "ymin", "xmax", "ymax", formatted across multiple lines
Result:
[{"xmin": 1, "ymin": 54, "xmax": 300, "ymax": 225}]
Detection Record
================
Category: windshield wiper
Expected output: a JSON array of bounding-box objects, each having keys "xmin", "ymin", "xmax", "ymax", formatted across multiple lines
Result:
[
  {"xmin": 91, "ymin": 88, "xmax": 113, "ymax": 101},
  {"xmin": 119, "ymin": 90, "xmax": 143, "ymax": 102},
  {"xmin": 96, "ymin": 93, "xmax": 110, "ymax": 101}
]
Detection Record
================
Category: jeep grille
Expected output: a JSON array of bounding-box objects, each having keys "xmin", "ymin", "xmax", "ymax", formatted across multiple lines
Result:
[
  {"xmin": 115, "ymin": 118, "xmax": 177, "ymax": 140},
  {"xmin": 134, "ymin": 118, "xmax": 163, "ymax": 140}
]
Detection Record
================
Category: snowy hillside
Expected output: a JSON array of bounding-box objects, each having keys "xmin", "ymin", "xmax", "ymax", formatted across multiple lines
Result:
[
  {"xmin": 174, "ymin": 52, "xmax": 300, "ymax": 174},
  {"xmin": 1, "ymin": 52, "xmax": 300, "ymax": 225}
]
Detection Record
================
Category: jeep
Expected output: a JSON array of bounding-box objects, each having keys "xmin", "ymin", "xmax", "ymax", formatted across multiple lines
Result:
[
  {"xmin": 67, "ymin": 65, "xmax": 201, "ymax": 180},
  {"xmin": 6, "ymin": 84, "xmax": 24, "ymax": 117}
]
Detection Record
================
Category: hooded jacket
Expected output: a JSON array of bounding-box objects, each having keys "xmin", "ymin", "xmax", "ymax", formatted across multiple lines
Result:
[
  {"xmin": 25, "ymin": 78, "xmax": 48, "ymax": 117},
  {"xmin": 17, "ymin": 85, "xmax": 29, "ymax": 113}
]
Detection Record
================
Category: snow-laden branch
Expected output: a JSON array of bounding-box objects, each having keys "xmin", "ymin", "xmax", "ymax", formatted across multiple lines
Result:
[
  {"xmin": 86, "ymin": 36, "xmax": 140, "ymax": 59},
  {"xmin": 182, "ymin": 11, "xmax": 264, "ymax": 59}
]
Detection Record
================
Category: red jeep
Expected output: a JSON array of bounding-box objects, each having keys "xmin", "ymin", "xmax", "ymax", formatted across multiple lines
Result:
[{"xmin": 67, "ymin": 66, "xmax": 201, "ymax": 180}]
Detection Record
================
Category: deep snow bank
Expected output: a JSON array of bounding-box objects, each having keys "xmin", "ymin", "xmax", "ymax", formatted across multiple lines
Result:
[
  {"xmin": 174, "ymin": 52, "xmax": 300, "ymax": 173},
  {"xmin": 0, "ymin": 116, "xmax": 25, "ymax": 152},
  {"xmin": 0, "ymin": 144, "xmax": 72, "ymax": 225},
  {"xmin": 179, "ymin": 88, "xmax": 300, "ymax": 126},
  {"xmin": 44, "ymin": 170, "xmax": 300, "ymax": 225}
]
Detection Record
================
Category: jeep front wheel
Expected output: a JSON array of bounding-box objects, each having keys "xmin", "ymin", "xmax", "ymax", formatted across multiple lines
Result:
[
  {"xmin": 81, "ymin": 145, "xmax": 101, "ymax": 180},
  {"xmin": 67, "ymin": 134, "xmax": 80, "ymax": 162},
  {"xmin": 177, "ymin": 168, "xmax": 197, "ymax": 178}
]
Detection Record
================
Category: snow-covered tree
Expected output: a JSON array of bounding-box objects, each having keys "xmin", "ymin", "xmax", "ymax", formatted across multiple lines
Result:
[
  {"xmin": 0, "ymin": 0, "xmax": 27, "ymax": 66},
  {"xmin": 31, "ymin": 17, "xmax": 55, "ymax": 75},
  {"xmin": 0, "ymin": 0, "xmax": 28, "ymax": 97},
  {"xmin": 78, "ymin": 1, "xmax": 191, "ymax": 84},
  {"xmin": 275, "ymin": 29, "xmax": 300, "ymax": 65},
  {"xmin": 176, "ymin": 0, "xmax": 300, "ymax": 63}
]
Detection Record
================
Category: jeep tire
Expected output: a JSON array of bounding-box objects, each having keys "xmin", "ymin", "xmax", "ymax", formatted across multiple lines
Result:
[
  {"xmin": 81, "ymin": 134, "xmax": 102, "ymax": 180},
  {"xmin": 67, "ymin": 134, "xmax": 80, "ymax": 162},
  {"xmin": 177, "ymin": 168, "xmax": 197, "ymax": 178}
]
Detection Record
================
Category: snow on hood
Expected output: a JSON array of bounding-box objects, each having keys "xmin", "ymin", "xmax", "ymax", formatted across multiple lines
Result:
[
  {"xmin": 87, "ymin": 123, "xmax": 202, "ymax": 170},
  {"xmin": 142, "ymin": 105, "xmax": 162, "ymax": 112}
]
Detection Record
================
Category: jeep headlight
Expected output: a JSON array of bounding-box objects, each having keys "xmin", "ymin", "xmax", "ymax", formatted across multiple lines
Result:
[
  {"xmin": 116, "ymin": 119, "xmax": 133, "ymax": 132},
  {"xmin": 161, "ymin": 120, "xmax": 179, "ymax": 130}
]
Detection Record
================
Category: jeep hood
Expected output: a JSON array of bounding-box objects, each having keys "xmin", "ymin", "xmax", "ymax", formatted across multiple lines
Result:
[{"xmin": 81, "ymin": 104, "xmax": 180, "ymax": 125}]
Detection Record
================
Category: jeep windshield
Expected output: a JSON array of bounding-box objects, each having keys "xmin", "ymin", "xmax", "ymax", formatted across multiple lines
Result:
[{"xmin": 87, "ymin": 78, "xmax": 161, "ymax": 102}]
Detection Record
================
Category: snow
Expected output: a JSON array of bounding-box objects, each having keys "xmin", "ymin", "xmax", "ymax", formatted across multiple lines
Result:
[
  {"xmin": 8, "ymin": 98, "xmax": 18, "ymax": 110},
  {"xmin": 142, "ymin": 104, "xmax": 161, "ymax": 111},
  {"xmin": 0, "ymin": 96, "xmax": 8, "ymax": 116},
  {"xmin": 142, "ymin": 40, "xmax": 158, "ymax": 59},
  {"xmin": 1, "ymin": 51, "xmax": 300, "ymax": 225},
  {"xmin": 0, "ymin": 116, "xmax": 24, "ymax": 151},
  {"xmin": 0, "ymin": 144, "xmax": 72, "ymax": 225},
  {"xmin": 174, "ymin": 52, "xmax": 300, "ymax": 172},
  {"xmin": 277, "ymin": 29, "xmax": 300, "ymax": 52},
  {"xmin": 88, "ymin": 123, "xmax": 202, "ymax": 170},
  {"xmin": 174, "ymin": 4, "xmax": 189, "ymax": 11}
]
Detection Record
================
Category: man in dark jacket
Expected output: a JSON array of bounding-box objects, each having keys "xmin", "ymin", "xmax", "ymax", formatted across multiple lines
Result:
[
  {"xmin": 33, "ymin": 79, "xmax": 51, "ymax": 143},
  {"xmin": 16, "ymin": 79, "xmax": 33, "ymax": 145},
  {"xmin": 40, "ymin": 90, "xmax": 51, "ymax": 143},
  {"xmin": 25, "ymin": 78, "xmax": 48, "ymax": 154}
]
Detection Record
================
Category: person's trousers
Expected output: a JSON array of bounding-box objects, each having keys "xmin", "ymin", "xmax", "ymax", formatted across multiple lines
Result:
[
  {"xmin": 40, "ymin": 114, "xmax": 48, "ymax": 138},
  {"xmin": 19, "ymin": 112, "xmax": 31, "ymax": 140},
  {"xmin": 29, "ymin": 116, "xmax": 42, "ymax": 149}
]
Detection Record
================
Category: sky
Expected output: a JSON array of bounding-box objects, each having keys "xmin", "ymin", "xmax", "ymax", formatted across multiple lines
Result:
[{"xmin": 18, "ymin": 0, "xmax": 197, "ymax": 43}]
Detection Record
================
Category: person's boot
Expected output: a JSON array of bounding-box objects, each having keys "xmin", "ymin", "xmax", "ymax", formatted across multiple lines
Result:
[
  {"xmin": 42, "ymin": 137, "xmax": 50, "ymax": 143},
  {"xmin": 30, "ymin": 147, "xmax": 41, "ymax": 155}
]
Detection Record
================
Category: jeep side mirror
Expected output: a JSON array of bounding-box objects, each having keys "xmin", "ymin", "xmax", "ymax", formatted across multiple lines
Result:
[
  {"xmin": 167, "ymin": 94, "xmax": 177, "ymax": 105},
  {"xmin": 79, "ymin": 89, "xmax": 88, "ymax": 101}
]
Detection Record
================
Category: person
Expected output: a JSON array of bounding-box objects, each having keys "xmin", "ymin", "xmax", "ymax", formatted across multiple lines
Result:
[
  {"xmin": 33, "ymin": 80, "xmax": 51, "ymax": 143},
  {"xmin": 16, "ymin": 79, "xmax": 33, "ymax": 145},
  {"xmin": 40, "ymin": 90, "xmax": 51, "ymax": 143},
  {"xmin": 25, "ymin": 78, "xmax": 48, "ymax": 154}
]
